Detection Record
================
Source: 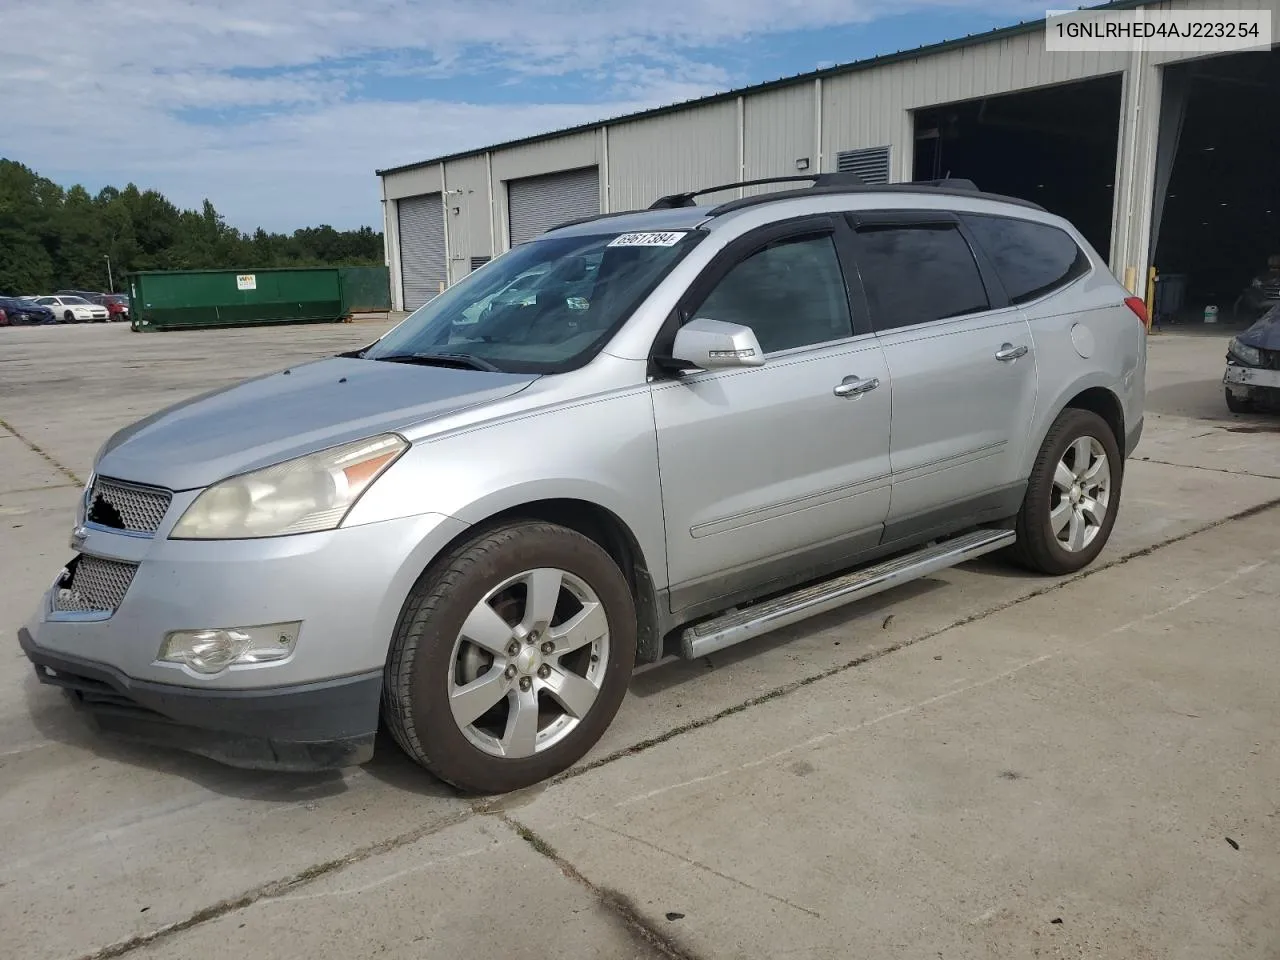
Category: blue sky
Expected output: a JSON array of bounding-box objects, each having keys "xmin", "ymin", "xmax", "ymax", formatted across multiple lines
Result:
[{"xmin": 1, "ymin": 1, "xmax": 1050, "ymax": 233}]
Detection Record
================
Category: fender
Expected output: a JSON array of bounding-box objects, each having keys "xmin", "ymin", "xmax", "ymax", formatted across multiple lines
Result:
[{"xmin": 1024, "ymin": 372, "xmax": 1126, "ymax": 478}]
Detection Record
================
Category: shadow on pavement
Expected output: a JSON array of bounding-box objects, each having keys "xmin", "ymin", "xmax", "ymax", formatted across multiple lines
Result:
[{"xmin": 19, "ymin": 670, "xmax": 456, "ymax": 801}]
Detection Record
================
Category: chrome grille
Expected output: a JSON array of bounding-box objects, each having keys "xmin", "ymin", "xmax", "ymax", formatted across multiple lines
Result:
[
  {"xmin": 88, "ymin": 477, "xmax": 172, "ymax": 535},
  {"xmin": 53, "ymin": 556, "xmax": 139, "ymax": 614}
]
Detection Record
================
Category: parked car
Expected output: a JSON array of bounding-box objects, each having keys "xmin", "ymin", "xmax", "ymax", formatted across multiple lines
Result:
[
  {"xmin": 33, "ymin": 295, "xmax": 110, "ymax": 323},
  {"xmin": 1224, "ymin": 304, "xmax": 1280, "ymax": 412},
  {"xmin": 20, "ymin": 174, "xmax": 1147, "ymax": 794},
  {"xmin": 0, "ymin": 296, "xmax": 57, "ymax": 325},
  {"xmin": 57, "ymin": 289, "xmax": 107, "ymax": 302},
  {"xmin": 0, "ymin": 306, "xmax": 6, "ymax": 327},
  {"xmin": 95, "ymin": 293, "xmax": 130, "ymax": 321}
]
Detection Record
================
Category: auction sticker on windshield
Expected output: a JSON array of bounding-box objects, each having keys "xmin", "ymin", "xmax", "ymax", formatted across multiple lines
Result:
[{"xmin": 608, "ymin": 231, "xmax": 687, "ymax": 247}]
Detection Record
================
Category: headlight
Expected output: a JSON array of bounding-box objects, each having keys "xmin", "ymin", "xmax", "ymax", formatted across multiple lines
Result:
[
  {"xmin": 1228, "ymin": 338, "xmax": 1262, "ymax": 367},
  {"xmin": 171, "ymin": 434, "xmax": 407, "ymax": 540}
]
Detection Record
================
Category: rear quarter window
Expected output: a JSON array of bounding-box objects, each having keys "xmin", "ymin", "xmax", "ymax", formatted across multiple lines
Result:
[{"xmin": 963, "ymin": 215, "xmax": 1090, "ymax": 305}]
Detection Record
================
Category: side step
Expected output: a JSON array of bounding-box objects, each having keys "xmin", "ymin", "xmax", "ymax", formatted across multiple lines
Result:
[{"xmin": 680, "ymin": 528, "xmax": 1016, "ymax": 660}]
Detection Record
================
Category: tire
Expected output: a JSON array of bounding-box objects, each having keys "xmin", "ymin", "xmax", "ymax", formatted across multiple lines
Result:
[
  {"xmin": 1010, "ymin": 408, "xmax": 1123, "ymax": 576},
  {"xmin": 1225, "ymin": 387, "xmax": 1253, "ymax": 414},
  {"xmin": 382, "ymin": 521, "xmax": 637, "ymax": 794},
  {"xmin": 64, "ymin": 311, "xmax": 75, "ymax": 323}
]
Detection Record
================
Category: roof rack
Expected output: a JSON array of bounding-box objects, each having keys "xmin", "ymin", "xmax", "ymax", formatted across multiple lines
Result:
[
  {"xmin": 648, "ymin": 173, "xmax": 869, "ymax": 209},
  {"xmin": 648, "ymin": 174, "xmax": 987, "ymax": 210}
]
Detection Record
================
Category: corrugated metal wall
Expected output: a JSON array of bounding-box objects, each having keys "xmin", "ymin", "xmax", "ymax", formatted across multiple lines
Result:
[
  {"xmin": 607, "ymin": 101, "xmax": 739, "ymax": 211},
  {"xmin": 743, "ymin": 84, "xmax": 815, "ymax": 195},
  {"xmin": 441, "ymin": 154, "xmax": 491, "ymax": 285}
]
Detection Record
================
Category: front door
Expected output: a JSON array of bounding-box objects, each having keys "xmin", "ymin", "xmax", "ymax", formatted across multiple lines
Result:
[
  {"xmin": 650, "ymin": 219, "xmax": 893, "ymax": 616},
  {"xmin": 848, "ymin": 215, "xmax": 1039, "ymax": 539}
]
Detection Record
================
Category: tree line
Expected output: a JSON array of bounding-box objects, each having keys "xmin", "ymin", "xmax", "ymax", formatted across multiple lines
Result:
[{"xmin": 0, "ymin": 159, "xmax": 384, "ymax": 295}]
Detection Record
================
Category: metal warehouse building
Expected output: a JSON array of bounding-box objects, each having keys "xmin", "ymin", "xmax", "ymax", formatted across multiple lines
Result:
[{"xmin": 377, "ymin": 0, "xmax": 1279, "ymax": 318}]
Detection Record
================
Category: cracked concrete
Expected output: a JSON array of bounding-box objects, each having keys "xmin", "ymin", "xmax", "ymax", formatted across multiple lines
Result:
[{"xmin": 2, "ymin": 324, "xmax": 1278, "ymax": 959}]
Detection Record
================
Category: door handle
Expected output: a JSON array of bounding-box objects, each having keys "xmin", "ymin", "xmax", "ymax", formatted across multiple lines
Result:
[
  {"xmin": 833, "ymin": 375, "xmax": 880, "ymax": 398},
  {"xmin": 995, "ymin": 343, "xmax": 1028, "ymax": 362}
]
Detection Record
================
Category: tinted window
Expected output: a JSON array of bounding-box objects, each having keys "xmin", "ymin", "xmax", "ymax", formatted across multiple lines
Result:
[
  {"xmin": 965, "ymin": 215, "xmax": 1089, "ymax": 304},
  {"xmin": 855, "ymin": 224, "xmax": 989, "ymax": 330},
  {"xmin": 694, "ymin": 234, "xmax": 853, "ymax": 353}
]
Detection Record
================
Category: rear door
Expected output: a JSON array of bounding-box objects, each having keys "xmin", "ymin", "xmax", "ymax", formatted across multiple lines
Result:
[
  {"xmin": 650, "ymin": 216, "xmax": 893, "ymax": 615},
  {"xmin": 847, "ymin": 212, "xmax": 1038, "ymax": 541}
]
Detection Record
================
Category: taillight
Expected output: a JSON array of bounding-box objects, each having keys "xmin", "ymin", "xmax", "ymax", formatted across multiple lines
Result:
[{"xmin": 1124, "ymin": 296, "xmax": 1149, "ymax": 327}]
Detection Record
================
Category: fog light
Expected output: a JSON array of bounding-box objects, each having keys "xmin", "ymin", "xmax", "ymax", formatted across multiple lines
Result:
[{"xmin": 159, "ymin": 622, "xmax": 300, "ymax": 675}]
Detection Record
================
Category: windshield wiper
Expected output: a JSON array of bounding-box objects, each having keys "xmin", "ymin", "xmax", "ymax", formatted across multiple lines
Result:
[{"xmin": 373, "ymin": 352, "xmax": 501, "ymax": 372}]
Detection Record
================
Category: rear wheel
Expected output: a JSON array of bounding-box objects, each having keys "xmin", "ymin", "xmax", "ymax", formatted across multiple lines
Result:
[
  {"xmin": 382, "ymin": 521, "xmax": 636, "ymax": 794},
  {"xmin": 1011, "ymin": 408, "xmax": 1122, "ymax": 575}
]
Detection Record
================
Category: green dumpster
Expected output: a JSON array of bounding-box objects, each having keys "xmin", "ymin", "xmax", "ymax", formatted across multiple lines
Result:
[{"xmin": 129, "ymin": 267, "xmax": 349, "ymax": 332}]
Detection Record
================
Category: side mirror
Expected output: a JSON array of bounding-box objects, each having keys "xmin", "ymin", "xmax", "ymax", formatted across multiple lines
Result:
[{"xmin": 670, "ymin": 318, "xmax": 765, "ymax": 370}]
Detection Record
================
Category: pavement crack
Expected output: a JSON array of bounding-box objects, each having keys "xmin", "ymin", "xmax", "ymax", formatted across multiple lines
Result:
[
  {"xmin": 551, "ymin": 496, "xmax": 1280, "ymax": 787},
  {"xmin": 496, "ymin": 812, "xmax": 704, "ymax": 960},
  {"xmin": 70, "ymin": 810, "xmax": 474, "ymax": 960},
  {"xmin": 1136, "ymin": 456, "xmax": 1280, "ymax": 481},
  {"xmin": 573, "ymin": 815, "xmax": 822, "ymax": 919},
  {"xmin": 0, "ymin": 417, "xmax": 82, "ymax": 485}
]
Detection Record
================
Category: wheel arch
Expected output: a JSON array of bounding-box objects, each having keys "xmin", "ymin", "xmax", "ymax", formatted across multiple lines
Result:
[
  {"xmin": 1025, "ymin": 379, "xmax": 1125, "ymax": 477},
  {"xmin": 412, "ymin": 494, "xmax": 667, "ymax": 665}
]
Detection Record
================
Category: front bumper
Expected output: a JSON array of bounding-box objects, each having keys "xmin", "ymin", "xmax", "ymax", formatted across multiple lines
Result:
[
  {"xmin": 1224, "ymin": 363, "xmax": 1280, "ymax": 394},
  {"xmin": 20, "ymin": 509, "xmax": 469, "ymax": 768},
  {"xmin": 21, "ymin": 628, "xmax": 381, "ymax": 769},
  {"xmin": 22, "ymin": 632, "xmax": 378, "ymax": 773}
]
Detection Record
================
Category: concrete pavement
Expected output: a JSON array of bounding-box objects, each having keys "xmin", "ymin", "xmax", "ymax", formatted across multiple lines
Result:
[{"xmin": 1, "ymin": 323, "xmax": 1278, "ymax": 959}]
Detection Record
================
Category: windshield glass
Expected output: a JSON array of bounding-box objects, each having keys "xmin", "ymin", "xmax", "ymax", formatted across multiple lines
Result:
[
  {"xmin": 62, "ymin": 296, "xmax": 90, "ymax": 305},
  {"xmin": 364, "ymin": 229, "xmax": 703, "ymax": 373}
]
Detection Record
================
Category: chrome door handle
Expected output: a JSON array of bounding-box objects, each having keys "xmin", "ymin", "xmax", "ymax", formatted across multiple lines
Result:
[
  {"xmin": 995, "ymin": 343, "xmax": 1028, "ymax": 362},
  {"xmin": 833, "ymin": 375, "xmax": 880, "ymax": 398}
]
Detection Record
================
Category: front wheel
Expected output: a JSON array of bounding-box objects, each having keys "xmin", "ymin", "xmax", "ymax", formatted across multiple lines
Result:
[
  {"xmin": 382, "ymin": 521, "xmax": 637, "ymax": 794},
  {"xmin": 1011, "ymin": 408, "xmax": 1123, "ymax": 575},
  {"xmin": 63, "ymin": 310, "xmax": 75, "ymax": 323}
]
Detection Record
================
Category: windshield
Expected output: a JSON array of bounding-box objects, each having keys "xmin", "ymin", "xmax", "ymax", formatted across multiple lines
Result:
[
  {"xmin": 62, "ymin": 296, "xmax": 90, "ymax": 305},
  {"xmin": 364, "ymin": 229, "xmax": 703, "ymax": 373}
]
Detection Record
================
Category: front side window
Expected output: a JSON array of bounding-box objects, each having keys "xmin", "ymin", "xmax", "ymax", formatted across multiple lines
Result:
[
  {"xmin": 964, "ymin": 215, "xmax": 1090, "ymax": 304},
  {"xmin": 691, "ymin": 234, "xmax": 854, "ymax": 354},
  {"xmin": 855, "ymin": 223, "xmax": 990, "ymax": 331},
  {"xmin": 364, "ymin": 230, "xmax": 701, "ymax": 373}
]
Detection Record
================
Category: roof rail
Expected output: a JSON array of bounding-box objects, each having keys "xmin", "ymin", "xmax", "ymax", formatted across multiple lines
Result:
[{"xmin": 648, "ymin": 172, "xmax": 867, "ymax": 209}]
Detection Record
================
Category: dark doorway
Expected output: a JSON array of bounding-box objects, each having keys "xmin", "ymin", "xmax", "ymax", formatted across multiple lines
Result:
[
  {"xmin": 912, "ymin": 74, "xmax": 1123, "ymax": 262},
  {"xmin": 1151, "ymin": 49, "xmax": 1280, "ymax": 324}
]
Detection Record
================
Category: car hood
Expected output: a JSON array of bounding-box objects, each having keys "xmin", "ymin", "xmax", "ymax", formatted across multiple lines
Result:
[
  {"xmin": 1237, "ymin": 305, "xmax": 1280, "ymax": 351},
  {"xmin": 95, "ymin": 356, "xmax": 538, "ymax": 490}
]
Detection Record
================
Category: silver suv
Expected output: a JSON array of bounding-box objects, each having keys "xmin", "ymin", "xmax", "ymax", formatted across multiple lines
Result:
[{"xmin": 20, "ymin": 175, "xmax": 1148, "ymax": 793}]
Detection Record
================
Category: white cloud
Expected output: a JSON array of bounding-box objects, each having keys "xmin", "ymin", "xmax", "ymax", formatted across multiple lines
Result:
[{"xmin": 0, "ymin": 0, "xmax": 1048, "ymax": 231}]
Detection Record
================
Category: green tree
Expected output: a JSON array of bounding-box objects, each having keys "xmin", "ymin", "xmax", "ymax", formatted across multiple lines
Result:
[{"xmin": 0, "ymin": 158, "xmax": 384, "ymax": 294}]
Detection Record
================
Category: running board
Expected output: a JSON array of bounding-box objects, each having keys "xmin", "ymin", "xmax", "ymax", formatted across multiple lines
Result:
[{"xmin": 680, "ymin": 528, "xmax": 1016, "ymax": 660}]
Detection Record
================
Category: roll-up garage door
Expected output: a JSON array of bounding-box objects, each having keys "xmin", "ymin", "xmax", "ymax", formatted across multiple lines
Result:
[
  {"xmin": 398, "ymin": 193, "xmax": 446, "ymax": 310},
  {"xmin": 508, "ymin": 166, "xmax": 600, "ymax": 245}
]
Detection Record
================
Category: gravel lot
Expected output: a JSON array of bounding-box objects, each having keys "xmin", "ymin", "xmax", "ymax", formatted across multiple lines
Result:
[{"xmin": 2, "ymin": 322, "xmax": 1278, "ymax": 960}]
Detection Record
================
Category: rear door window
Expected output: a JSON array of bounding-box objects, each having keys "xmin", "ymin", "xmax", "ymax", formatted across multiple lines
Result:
[
  {"xmin": 853, "ymin": 223, "xmax": 990, "ymax": 331},
  {"xmin": 963, "ymin": 215, "xmax": 1090, "ymax": 304}
]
